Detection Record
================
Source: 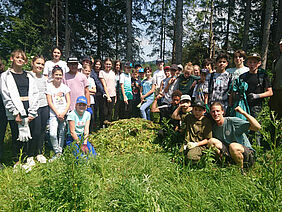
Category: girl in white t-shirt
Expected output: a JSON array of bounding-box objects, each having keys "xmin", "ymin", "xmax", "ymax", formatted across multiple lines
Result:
[
  {"xmin": 46, "ymin": 65, "xmax": 71, "ymax": 160},
  {"xmin": 43, "ymin": 47, "xmax": 68, "ymax": 81}
]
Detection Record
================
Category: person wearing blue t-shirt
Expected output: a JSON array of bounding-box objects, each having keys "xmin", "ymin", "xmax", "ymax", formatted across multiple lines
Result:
[
  {"xmin": 66, "ymin": 96, "xmax": 96, "ymax": 157},
  {"xmin": 140, "ymin": 67, "xmax": 156, "ymax": 120},
  {"xmin": 208, "ymin": 102, "xmax": 261, "ymax": 173}
]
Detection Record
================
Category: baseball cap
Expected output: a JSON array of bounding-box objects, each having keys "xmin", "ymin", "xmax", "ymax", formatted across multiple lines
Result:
[
  {"xmin": 178, "ymin": 64, "xmax": 183, "ymax": 71},
  {"xmin": 139, "ymin": 68, "xmax": 144, "ymax": 73},
  {"xmin": 67, "ymin": 57, "xmax": 79, "ymax": 63},
  {"xmin": 247, "ymin": 53, "xmax": 261, "ymax": 61},
  {"xmin": 279, "ymin": 38, "xmax": 282, "ymax": 45},
  {"xmin": 191, "ymin": 100, "xmax": 206, "ymax": 109},
  {"xmin": 180, "ymin": 95, "xmax": 191, "ymax": 102},
  {"xmin": 76, "ymin": 96, "xmax": 87, "ymax": 105},
  {"xmin": 125, "ymin": 62, "xmax": 133, "ymax": 67},
  {"xmin": 164, "ymin": 66, "xmax": 170, "ymax": 71},
  {"xmin": 156, "ymin": 58, "xmax": 164, "ymax": 64},
  {"xmin": 200, "ymin": 69, "xmax": 209, "ymax": 74},
  {"xmin": 170, "ymin": 64, "xmax": 178, "ymax": 71}
]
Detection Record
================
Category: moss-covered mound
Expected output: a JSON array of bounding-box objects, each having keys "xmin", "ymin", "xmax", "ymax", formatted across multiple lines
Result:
[{"xmin": 89, "ymin": 118, "xmax": 162, "ymax": 154}]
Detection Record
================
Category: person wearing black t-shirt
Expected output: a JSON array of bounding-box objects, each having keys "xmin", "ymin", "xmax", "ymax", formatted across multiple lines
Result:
[{"xmin": 240, "ymin": 53, "xmax": 273, "ymax": 118}]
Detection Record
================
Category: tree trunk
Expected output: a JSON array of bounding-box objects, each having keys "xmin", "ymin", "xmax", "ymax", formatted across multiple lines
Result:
[
  {"xmin": 209, "ymin": 0, "xmax": 214, "ymax": 58},
  {"xmin": 261, "ymin": 0, "xmax": 273, "ymax": 69},
  {"xmin": 174, "ymin": 0, "xmax": 183, "ymax": 64},
  {"xmin": 160, "ymin": 0, "xmax": 164, "ymax": 60},
  {"xmin": 224, "ymin": 0, "xmax": 234, "ymax": 50},
  {"xmin": 65, "ymin": 0, "xmax": 70, "ymax": 58},
  {"xmin": 274, "ymin": 0, "xmax": 282, "ymax": 58},
  {"xmin": 242, "ymin": 0, "xmax": 251, "ymax": 51},
  {"xmin": 126, "ymin": 0, "xmax": 133, "ymax": 61}
]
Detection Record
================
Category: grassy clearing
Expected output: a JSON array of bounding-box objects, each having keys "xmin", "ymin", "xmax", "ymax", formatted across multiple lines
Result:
[{"xmin": 0, "ymin": 118, "xmax": 281, "ymax": 211}]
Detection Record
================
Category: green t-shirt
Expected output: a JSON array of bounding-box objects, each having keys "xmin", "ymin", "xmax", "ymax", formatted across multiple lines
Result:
[
  {"xmin": 178, "ymin": 74, "xmax": 200, "ymax": 95},
  {"xmin": 119, "ymin": 73, "xmax": 133, "ymax": 100},
  {"xmin": 67, "ymin": 110, "xmax": 91, "ymax": 135},
  {"xmin": 212, "ymin": 117, "xmax": 252, "ymax": 149},
  {"xmin": 183, "ymin": 114, "xmax": 212, "ymax": 143}
]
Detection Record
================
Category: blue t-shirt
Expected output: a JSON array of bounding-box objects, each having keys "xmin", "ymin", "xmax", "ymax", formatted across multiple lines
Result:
[
  {"xmin": 67, "ymin": 110, "xmax": 91, "ymax": 135},
  {"xmin": 213, "ymin": 117, "xmax": 252, "ymax": 149},
  {"xmin": 141, "ymin": 78, "xmax": 154, "ymax": 100},
  {"xmin": 119, "ymin": 73, "xmax": 133, "ymax": 100}
]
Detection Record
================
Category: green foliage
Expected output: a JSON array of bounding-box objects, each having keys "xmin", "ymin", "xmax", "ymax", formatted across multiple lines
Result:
[{"xmin": 0, "ymin": 116, "xmax": 281, "ymax": 211}]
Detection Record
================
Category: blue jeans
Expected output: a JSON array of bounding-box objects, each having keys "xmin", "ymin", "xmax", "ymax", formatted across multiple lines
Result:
[
  {"xmin": 66, "ymin": 134, "xmax": 97, "ymax": 158},
  {"xmin": 49, "ymin": 116, "xmax": 66, "ymax": 154},
  {"xmin": 140, "ymin": 99, "xmax": 154, "ymax": 120}
]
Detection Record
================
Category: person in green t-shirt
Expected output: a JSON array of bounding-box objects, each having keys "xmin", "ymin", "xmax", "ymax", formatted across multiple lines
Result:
[{"xmin": 208, "ymin": 102, "xmax": 261, "ymax": 172}]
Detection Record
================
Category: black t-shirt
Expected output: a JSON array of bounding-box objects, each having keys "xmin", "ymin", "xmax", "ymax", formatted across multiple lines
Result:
[
  {"xmin": 240, "ymin": 69, "xmax": 271, "ymax": 107},
  {"xmin": 159, "ymin": 104, "xmax": 179, "ymax": 126},
  {"xmin": 11, "ymin": 71, "xmax": 29, "ymax": 112}
]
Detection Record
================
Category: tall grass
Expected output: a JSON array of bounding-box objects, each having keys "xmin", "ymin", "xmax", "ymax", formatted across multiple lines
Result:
[{"xmin": 0, "ymin": 118, "xmax": 281, "ymax": 211}]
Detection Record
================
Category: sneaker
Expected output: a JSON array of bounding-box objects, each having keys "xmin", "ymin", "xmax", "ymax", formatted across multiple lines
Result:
[
  {"xmin": 49, "ymin": 153, "xmax": 62, "ymax": 162},
  {"xmin": 36, "ymin": 154, "xmax": 47, "ymax": 163},
  {"xmin": 22, "ymin": 157, "xmax": 36, "ymax": 172}
]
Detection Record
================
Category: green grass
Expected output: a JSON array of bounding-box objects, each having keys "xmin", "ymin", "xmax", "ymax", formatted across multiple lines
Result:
[{"xmin": 0, "ymin": 118, "xmax": 281, "ymax": 211}]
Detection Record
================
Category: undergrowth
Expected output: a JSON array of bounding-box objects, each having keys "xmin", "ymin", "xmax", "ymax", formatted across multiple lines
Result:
[{"xmin": 0, "ymin": 117, "xmax": 280, "ymax": 211}]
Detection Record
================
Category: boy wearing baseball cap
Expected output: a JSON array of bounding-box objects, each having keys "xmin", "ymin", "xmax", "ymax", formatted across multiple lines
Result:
[
  {"xmin": 174, "ymin": 100, "xmax": 212, "ymax": 162},
  {"xmin": 239, "ymin": 53, "xmax": 273, "ymax": 118}
]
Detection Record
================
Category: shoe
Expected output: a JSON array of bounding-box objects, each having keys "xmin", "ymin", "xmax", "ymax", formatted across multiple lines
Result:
[
  {"xmin": 36, "ymin": 154, "xmax": 47, "ymax": 163},
  {"xmin": 49, "ymin": 153, "xmax": 62, "ymax": 162},
  {"xmin": 22, "ymin": 157, "xmax": 36, "ymax": 172}
]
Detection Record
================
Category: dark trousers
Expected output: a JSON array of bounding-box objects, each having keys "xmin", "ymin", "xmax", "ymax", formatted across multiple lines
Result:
[
  {"xmin": 89, "ymin": 104, "xmax": 95, "ymax": 132},
  {"xmin": 102, "ymin": 97, "xmax": 115, "ymax": 123},
  {"xmin": 9, "ymin": 120, "xmax": 28, "ymax": 162},
  {"xmin": 94, "ymin": 94, "xmax": 105, "ymax": 128},
  {"xmin": 28, "ymin": 106, "xmax": 49, "ymax": 156},
  {"xmin": 120, "ymin": 100, "xmax": 132, "ymax": 119},
  {"xmin": 0, "ymin": 110, "xmax": 8, "ymax": 162},
  {"xmin": 132, "ymin": 99, "xmax": 141, "ymax": 118}
]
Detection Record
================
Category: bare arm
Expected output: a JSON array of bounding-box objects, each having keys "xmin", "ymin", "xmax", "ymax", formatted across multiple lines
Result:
[
  {"xmin": 83, "ymin": 120, "xmax": 90, "ymax": 144},
  {"xmin": 84, "ymin": 86, "xmax": 90, "ymax": 107},
  {"xmin": 235, "ymin": 106, "xmax": 261, "ymax": 131},
  {"xmin": 69, "ymin": 120, "xmax": 79, "ymax": 142},
  {"xmin": 100, "ymin": 78, "xmax": 111, "ymax": 102},
  {"xmin": 204, "ymin": 93, "xmax": 208, "ymax": 104},
  {"xmin": 258, "ymin": 87, "xmax": 273, "ymax": 98},
  {"xmin": 151, "ymin": 95, "xmax": 162, "ymax": 113},
  {"xmin": 171, "ymin": 105, "xmax": 182, "ymax": 120},
  {"xmin": 120, "ymin": 83, "xmax": 128, "ymax": 104}
]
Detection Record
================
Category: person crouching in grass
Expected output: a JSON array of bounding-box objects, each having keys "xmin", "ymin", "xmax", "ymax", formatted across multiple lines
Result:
[
  {"xmin": 208, "ymin": 102, "xmax": 261, "ymax": 174},
  {"xmin": 66, "ymin": 96, "xmax": 96, "ymax": 157},
  {"xmin": 177, "ymin": 100, "xmax": 212, "ymax": 162}
]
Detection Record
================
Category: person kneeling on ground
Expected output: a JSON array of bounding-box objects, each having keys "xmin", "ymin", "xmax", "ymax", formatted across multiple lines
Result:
[
  {"xmin": 66, "ymin": 96, "xmax": 96, "ymax": 158},
  {"xmin": 177, "ymin": 100, "xmax": 212, "ymax": 162},
  {"xmin": 208, "ymin": 102, "xmax": 261, "ymax": 173}
]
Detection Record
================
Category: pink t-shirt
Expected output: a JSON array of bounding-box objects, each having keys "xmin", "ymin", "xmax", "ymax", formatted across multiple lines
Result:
[
  {"xmin": 99, "ymin": 70, "xmax": 116, "ymax": 97},
  {"xmin": 63, "ymin": 72, "xmax": 89, "ymax": 110}
]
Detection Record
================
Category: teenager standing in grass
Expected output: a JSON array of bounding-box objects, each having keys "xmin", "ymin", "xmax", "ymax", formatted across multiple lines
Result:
[
  {"xmin": 46, "ymin": 65, "xmax": 71, "ymax": 160},
  {"xmin": 140, "ymin": 67, "xmax": 155, "ymax": 120},
  {"xmin": 66, "ymin": 96, "xmax": 96, "ymax": 157},
  {"xmin": 82, "ymin": 64, "xmax": 96, "ymax": 132},
  {"xmin": 90, "ymin": 59, "xmax": 105, "ymax": 128},
  {"xmin": 119, "ymin": 62, "xmax": 133, "ymax": 119},
  {"xmin": 43, "ymin": 47, "xmax": 68, "ymax": 81},
  {"xmin": 1, "ymin": 50, "xmax": 39, "ymax": 165},
  {"xmin": 208, "ymin": 102, "xmax": 261, "ymax": 173},
  {"xmin": 29, "ymin": 56, "xmax": 49, "ymax": 163},
  {"xmin": 113, "ymin": 60, "xmax": 122, "ymax": 120},
  {"xmin": 0, "ymin": 58, "xmax": 7, "ymax": 167},
  {"xmin": 99, "ymin": 58, "xmax": 116, "ymax": 126}
]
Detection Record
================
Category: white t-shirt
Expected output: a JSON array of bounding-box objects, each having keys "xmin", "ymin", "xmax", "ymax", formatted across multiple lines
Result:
[
  {"xmin": 87, "ymin": 77, "xmax": 96, "ymax": 105},
  {"xmin": 46, "ymin": 82, "xmax": 71, "ymax": 117},
  {"xmin": 163, "ymin": 77, "xmax": 179, "ymax": 104},
  {"xmin": 153, "ymin": 69, "xmax": 166, "ymax": 89},
  {"xmin": 43, "ymin": 60, "xmax": 69, "ymax": 81},
  {"xmin": 99, "ymin": 70, "xmax": 116, "ymax": 97},
  {"xmin": 227, "ymin": 66, "xmax": 249, "ymax": 80}
]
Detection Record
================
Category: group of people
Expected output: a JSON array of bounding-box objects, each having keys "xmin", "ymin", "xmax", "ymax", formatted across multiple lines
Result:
[{"xmin": 0, "ymin": 38, "xmax": 281, "ymax": 173}]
